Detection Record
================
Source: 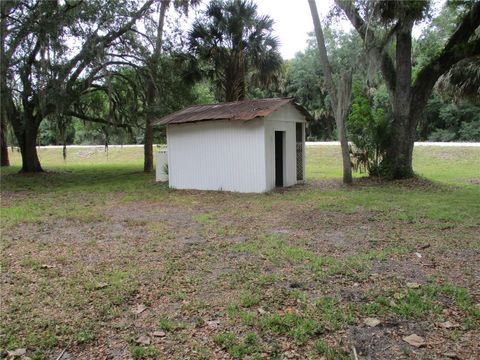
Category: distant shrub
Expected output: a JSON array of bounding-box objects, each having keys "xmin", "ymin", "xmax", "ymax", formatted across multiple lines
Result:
[
  {"xmin": 347, "ymin": 84, "xmax": 391, "ymax": 176},
  {"xmin": 428, "ymin": 128, "xmax": 457, "ymax": 142},
  {"xmin": 459, "ymin": 120, "xmax": 480, "ymax": 141}
]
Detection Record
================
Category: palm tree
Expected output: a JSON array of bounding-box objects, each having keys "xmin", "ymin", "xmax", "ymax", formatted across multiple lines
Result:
[{"xmin": 189, "ymin": 0, "xmax": 283, "ymax": 102}]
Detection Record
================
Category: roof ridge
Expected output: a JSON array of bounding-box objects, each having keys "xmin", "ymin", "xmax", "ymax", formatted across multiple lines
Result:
[{"xmin": 153, "ymin": 97, "xmax": 309, "ymax": 126}]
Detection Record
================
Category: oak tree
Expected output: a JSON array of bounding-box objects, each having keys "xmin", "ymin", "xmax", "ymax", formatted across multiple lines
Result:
[
  {"xmin": 335, "ymin": 0, "xmax": 480, "ymax": 178},
  {"xmin": 1, "ymin": 0, "xmax": 155, "ymax": 172}
]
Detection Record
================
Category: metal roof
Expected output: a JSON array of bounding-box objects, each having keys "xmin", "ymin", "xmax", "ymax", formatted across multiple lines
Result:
[{"xmin": 153, "ymin": 98, "xmax": 311, "ymax": 126}]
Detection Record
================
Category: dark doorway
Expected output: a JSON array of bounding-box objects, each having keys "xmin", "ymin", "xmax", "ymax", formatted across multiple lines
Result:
[{"xmin": 275, "ymin": 131, "xmax": 284, "ymax": 187}]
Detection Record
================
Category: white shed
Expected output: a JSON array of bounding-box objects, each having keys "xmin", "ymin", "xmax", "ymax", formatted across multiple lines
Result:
[{"xmin": 154, "ymin": 98, "xmax": 310, "ymax": 193}]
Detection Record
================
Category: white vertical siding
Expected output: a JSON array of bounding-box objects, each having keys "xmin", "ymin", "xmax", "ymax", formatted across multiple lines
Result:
[
  {"xmin": 264, "ymin": 104, "xmax": 306, "ymax": 191},
  {"xmin": 155, "ymin": 150, "xmax": 168, "ymax": 182},
  {"xmin": 167, "ymin": 118, "xmax": 266, "ymax": 193}
]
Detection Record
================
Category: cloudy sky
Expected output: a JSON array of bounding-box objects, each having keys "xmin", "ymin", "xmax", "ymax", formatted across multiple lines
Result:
[{"xmin": 255, "ymin": 0, "xmax": 338, "ymax": 59}]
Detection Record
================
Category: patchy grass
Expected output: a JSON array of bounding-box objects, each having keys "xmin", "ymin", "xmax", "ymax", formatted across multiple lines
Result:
[
  {"xmin": 1, "ymin": 145, "xmax": 479, "ymax": 359},
  {"xmin": 314, "ymin": 340, "xmax": 351, "ymax": 360},
  {"xmin": 213, "ymin": 332, "xmax": 262, "ymax": 359}
]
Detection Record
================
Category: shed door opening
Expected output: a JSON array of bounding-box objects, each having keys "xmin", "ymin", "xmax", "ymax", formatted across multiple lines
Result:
[
  {"xmin": 296, "ymin": 123, "xmax": 304, "ymax": 181},
  {"xmin": 275, "ymin": 131, "xmax": 285, "ymax": 187}
]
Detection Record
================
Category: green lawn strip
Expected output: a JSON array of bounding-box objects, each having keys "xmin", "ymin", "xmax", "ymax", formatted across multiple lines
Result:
[
  {"xmin": 278, "ymin": 183, "xmax": 479, "ymax": 227},
  {"xmin": 1, "ymin": 168, "xmax": 171, "ymax": 230}
]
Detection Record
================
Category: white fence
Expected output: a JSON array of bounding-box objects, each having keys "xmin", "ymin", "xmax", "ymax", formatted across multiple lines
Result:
[{"xmin": 306, "ymin": 141, "xmax": 480, "ymax": 147}]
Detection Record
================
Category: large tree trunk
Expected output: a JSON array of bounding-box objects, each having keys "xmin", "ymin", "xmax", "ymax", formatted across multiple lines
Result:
[
  {"xmin": 308, "ymin": 0, "xmax": 352, "ymax": 184},
  {"xmin": 144, "ymin": 0, "xmax": 169, "ymax": 173},
  {"xmin": 144, "ymin": 65, "xmax": 155, "ymax": 173},
  {"xmin": 336, "ymin": 72, "xmax": 353, "ymax": 184},
  {"xmin": 384, "ymin": 21, "xmax": 415, "ymax": 179},
  {"xmin": 0, "ymin": 115, "xmax": 9, "ymax": 167},
  {"xmin": 17, "ymin": 119, "xmax": 43, "ymax": 173},
  {"xmin": 143, "ymin": 110, "xmax": 154, "ymax": 172}
]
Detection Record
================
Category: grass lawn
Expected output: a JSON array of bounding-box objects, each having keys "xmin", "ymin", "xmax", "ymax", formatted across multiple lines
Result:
[{"xmin": 1, "ymin": 145, "xmax": 479, "ymax": 359}]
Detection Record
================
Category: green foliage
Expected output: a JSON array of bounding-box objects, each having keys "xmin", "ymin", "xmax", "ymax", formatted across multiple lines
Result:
[
  {"xmin": 459, "ymin": 119, "xmax": 480, "ymax": 141},
  {"xmin": 421, "ymin": 97, "xmax": 480, "ymax": 142},
  {"xmin": 375, "ymin": 0, "xmax": 429, "ymax": 24},
  {"xmin": 38, "ymin": 116, "xmax": 76, "ymax": 147},
  {"xmin": 347, "ymin": 84, "xmax": 391, "ymax": 176},
  {"xmin": 283, "ymin": 28, "xmax": 366, "ymax": 140},
  {"xmin": 414, "ymin": 2, "xmax": 473, "ymax": 78},
  {"xmin": 189, "ymin": 0, "xmax": 283, "ymax": 102},
  {"xmin": 284, "ymin": 50, "xmax": 335, "ymax": 140},
  {"xmin": 192, "ymin": 82, "xmax": 216, "ymax": 104},
  {"xmin": 437, "ymin": 57, "xmax": 480, "ymax": 105}
]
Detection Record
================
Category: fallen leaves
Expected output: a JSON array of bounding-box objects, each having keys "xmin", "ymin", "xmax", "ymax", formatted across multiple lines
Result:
[
  {"xmin": 206, "ymin": 320, "xmax": 220, "ymax": 330},
  {"xmin": 443, "ymin": 352, "xmax": 460, "ymax": 359},
  {"xmin": 438, "ymin": 321, "xmax": 459, "ymax": 329},
  {"xmin": 363, "ymin": 317, "xmax": 381, "ymax": 327},
  {"xmin": 403, "ymin": 334, "xmax": 425, "ymax": 348},
  {"xmin": 6, "ymin": 348, "xmax": 26, "ymax": 358},
  {"xmin": 406, "ymin": 282, "xmax": 421, "ymax": 289},
  {"xmin": 152, "ymin": 331, "xmax": 166, "ymax": 337},
  {"xmin": 131, "ymin": 304, "xmax": 147, "ymax": 315},
  {"xmin": 136, "ymin": 335, "xmax": 151, "ymax": 345},
  {"xmin": 40, "ymin": 264, "xmax": 56, "ymax": 269},
  {"xmin": 94, "ymin": 282, "xmax": 109, "ymax": 290}
]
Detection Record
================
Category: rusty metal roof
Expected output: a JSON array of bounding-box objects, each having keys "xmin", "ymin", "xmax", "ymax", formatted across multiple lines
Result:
[{"xmin": 153, "ymin": 98, "xmax": 311, "ymax": 126}]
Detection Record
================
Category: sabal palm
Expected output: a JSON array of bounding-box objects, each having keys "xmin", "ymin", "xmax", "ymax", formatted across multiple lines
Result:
[{"xmin": 189, "ymin": 0, "xmax": 282, "ymax": 102}]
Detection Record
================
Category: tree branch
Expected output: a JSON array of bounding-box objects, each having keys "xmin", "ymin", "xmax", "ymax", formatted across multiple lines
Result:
[
  {"xmin": 60, "ymin": 0, "xmax": 155, "ymax": 85},
  {"xmin": 65, "ymin": 111, "xmax": 132, "ymax": 130},
  {"xmin": 411, "ymin": 3, "xmax": 480, "ymax": 116},
  {"xmin": 334, "ymin": 0, "xmax": 396, "ymax": 95}
]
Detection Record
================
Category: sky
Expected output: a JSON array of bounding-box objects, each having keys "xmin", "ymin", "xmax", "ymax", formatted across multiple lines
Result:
[{"xmin": 255, "ymin": 0, "xmax": 337, "ymax": 59}]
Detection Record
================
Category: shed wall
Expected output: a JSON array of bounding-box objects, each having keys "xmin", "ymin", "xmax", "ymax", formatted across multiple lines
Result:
[
  {"xmin": 167, "ymin": 118, "xmax": 266, "ymax": 193},
  {"xmin": 264, "ymin": 104, "xmax": 306, "ymax": 191}
]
